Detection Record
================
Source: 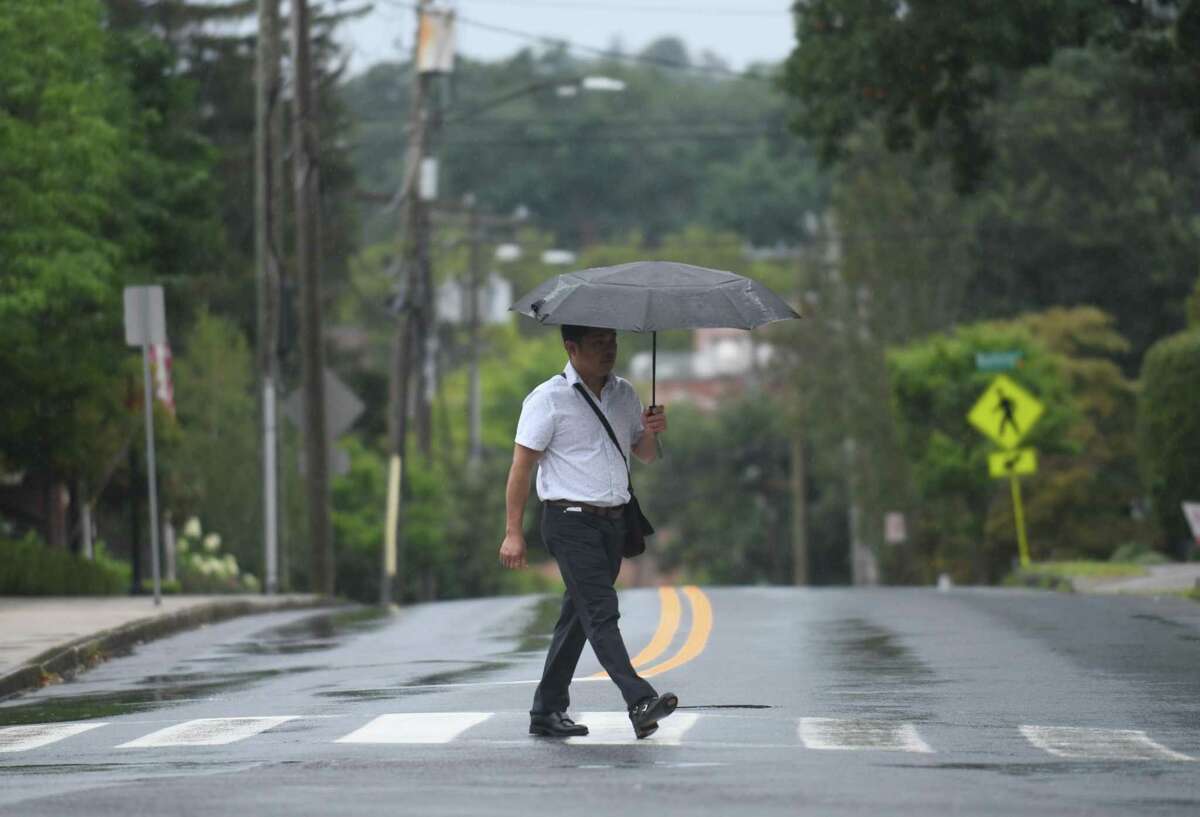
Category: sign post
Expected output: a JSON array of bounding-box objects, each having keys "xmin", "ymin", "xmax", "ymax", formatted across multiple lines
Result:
[
  {"xmin": 968, "ymin": 374, "xmax": 1044, "ymax": 568},
  {"xmin": 123, "ymin": 286, "xmax": 167, "ymax": 606},
  {"xmin": 1182, "ymin": 502, "xmax": 1200, "ymax": 552}
]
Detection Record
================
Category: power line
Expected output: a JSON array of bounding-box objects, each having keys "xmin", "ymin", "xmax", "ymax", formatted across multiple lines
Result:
[
  {"xmin": 377, "ymin": 0, "xmax": 778, "ymax": 80},
  {"xmin": 458, "ymin": 0, "xmax": 786, "ymax": 16}
]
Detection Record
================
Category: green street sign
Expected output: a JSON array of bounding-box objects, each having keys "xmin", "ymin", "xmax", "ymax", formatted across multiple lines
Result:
[{"xmin": 975, "ymin": 351, "xmax": 1023, "ymax": 372}]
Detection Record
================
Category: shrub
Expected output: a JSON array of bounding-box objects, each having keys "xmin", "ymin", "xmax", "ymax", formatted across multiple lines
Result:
[
  {"xmin": 0, "ymin": 534, "xmax": 130, "ymax": 595},
  {"xmin": 174, "ymin": 517, "xmax": 260, "ymax": 594},
  {"xmin": 1137, "ymin": 330, "xmax": 1200, "ymax": 557}
]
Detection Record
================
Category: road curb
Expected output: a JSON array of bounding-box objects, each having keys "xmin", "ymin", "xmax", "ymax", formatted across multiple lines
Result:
[{"xmin": 0, "ymin": 595, "xmax": 339, "ymax": 702}]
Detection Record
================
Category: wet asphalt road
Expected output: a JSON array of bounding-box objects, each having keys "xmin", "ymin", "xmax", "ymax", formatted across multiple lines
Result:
[{"xmin": 1, "ymin": 586, "xmax": 1198, "ymax": 816}]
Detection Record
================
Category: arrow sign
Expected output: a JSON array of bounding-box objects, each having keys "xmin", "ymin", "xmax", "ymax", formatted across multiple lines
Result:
[
  {"xmin": 989, "ymin": 448, "xmax": 1038, "ymax": 479},
  {"xmin": 968, "ymin": 375, "xmax": 1044, "ymax": 449}
]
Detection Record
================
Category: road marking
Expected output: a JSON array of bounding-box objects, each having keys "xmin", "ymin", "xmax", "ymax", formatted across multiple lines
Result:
[
  {"xmin": 640, "ymin": 586, "xmax": 713, "ymax": 678},
  {"xmin": 1020, "ymin": 726, "xmax": 1194, "ymax": 761},
  {"xmin": 336, "ymin": 712, "xmax": 494, "ymax": 744},
  {"xmin": 591, "ymin": 586, "xmax": 683, "ymax": 679},
  {"xmin": 566, "ymin": 711, "xmax": 701, "ymax": 745},
  {"xmin": 798, "ymin": 718, "xmax": 934, "ymax": 753},
  {"xmin": 0, "ymin": 722, "xmax": 108, "ymax": 753},
  {"xmin": 118, "ymin": 717, "xmax": 299, "ymax": 748}
]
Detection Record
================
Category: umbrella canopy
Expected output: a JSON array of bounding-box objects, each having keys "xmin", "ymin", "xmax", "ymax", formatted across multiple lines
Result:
[{"xmin": 510, "ymin": 260, "xmax": 801, "ymax": 331}]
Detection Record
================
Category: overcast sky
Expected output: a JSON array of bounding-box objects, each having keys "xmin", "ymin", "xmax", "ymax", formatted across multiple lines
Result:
[{"xmin": 337, "ymin": 1, "xmax": 796, "ymax": 76}]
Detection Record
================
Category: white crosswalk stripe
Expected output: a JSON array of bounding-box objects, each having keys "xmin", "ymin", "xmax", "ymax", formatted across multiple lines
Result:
[
  {"xmin": 2, "ymin": 713, "xmax": 1196, "ymax": 760},
  {"xmin": 1019, "ymin": 726, "xmax": 1194, "ymax": 761},
  {"xmin": 566, "ymin": 711, "xmax": 701, "ymax": 745},
  {"xmin": 0, "ymin": 722, "xmax": 108, "ymax": 753},
  {"xmin": 118, "ymin": 717, "xmax": 300, "ymax": 748},
  {"xmin": 798, "ymin": 717, "xmax": 934, "ymax": 753},
  {"xmin": 336, "ymin": 712, "xmax": 494, "ymax": 744}
]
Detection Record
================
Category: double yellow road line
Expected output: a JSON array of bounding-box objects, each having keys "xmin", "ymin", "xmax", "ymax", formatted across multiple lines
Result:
[{"xmin": 591, "ymin": 586, "xmax": 713, "ymax": 680}]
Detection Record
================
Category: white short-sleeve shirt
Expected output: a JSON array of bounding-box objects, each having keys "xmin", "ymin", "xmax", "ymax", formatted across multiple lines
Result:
[{"xmin": 514, "ymin": 361, "xmax": 645, "ymax": 506}]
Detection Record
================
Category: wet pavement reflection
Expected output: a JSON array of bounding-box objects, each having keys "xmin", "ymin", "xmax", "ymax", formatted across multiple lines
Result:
[{"xmin": 0, "ymin": 606, "xmax": 390, "ymax": 727}]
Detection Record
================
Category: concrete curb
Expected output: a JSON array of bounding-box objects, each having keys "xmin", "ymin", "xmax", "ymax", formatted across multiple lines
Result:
[{"xmin": 0, "ymin": 595, "xmax": 339, "ymax": 702}]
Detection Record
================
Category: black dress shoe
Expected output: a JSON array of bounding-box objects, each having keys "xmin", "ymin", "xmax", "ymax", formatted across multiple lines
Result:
[
  {"xmin": 629, "ymin": 692, "xmax": 678, "ymax": 739},
  {"xmin": 529, "ymin": 712, "xmax": 589, "ymax": 737}
]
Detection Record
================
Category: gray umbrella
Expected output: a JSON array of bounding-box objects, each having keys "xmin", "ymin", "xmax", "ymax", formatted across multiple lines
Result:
[{"xmin": 510, "ymin": 260, "xmax": 802, "ymax": 406}]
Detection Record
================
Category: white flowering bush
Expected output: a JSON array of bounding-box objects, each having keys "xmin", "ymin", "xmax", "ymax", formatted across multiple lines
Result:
[{"xmin": 176, "ymin": 517, "xmax": 261, "ymax": 594}]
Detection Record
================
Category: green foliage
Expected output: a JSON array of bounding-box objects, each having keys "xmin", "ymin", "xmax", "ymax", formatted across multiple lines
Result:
[
  {"xmin": 1109, "ymin": 541, "xmax": 1169, "ymax": 566},
  {"xmin": 341, "ymin": 52, "xmax": 822, "ymax": 247},
  {"xmin": 1136, "ymin": 329, "xmax": 1200, "ymax": 555},
  {"xmin": 781, "ymin": 0, "xmax": 1191, "ymax": 189},
  {"xmin": 888, "ymin": 308, "xmax": 1146, "ymax": 583},
  {"xmin": 0, "ymin": 0, "xmax": 129, "ymax": 481},
  {"xmin": 639, "ymin": 396, "xmax": 795, "ymax": 585},
  {"xmin": 173, "ymin": 516, "xmax": 260, "ymax": 594},
  {"xmin": 971, "ymin": 48, "xmax": 1200, "ymax": 360},
  {"xmin": 164, "ymin": 311, "xmax": 261, "ymax": 576},
  {"xmin": 0, "ymin": 534, "xmax": 130, "ymax": 595}
]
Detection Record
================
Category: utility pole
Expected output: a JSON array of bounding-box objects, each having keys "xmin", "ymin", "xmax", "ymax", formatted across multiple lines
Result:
[
  {"xmin": 290, "ymin": 0, "xmax": 334, "ymax": 596},
  {"xmin": 790, "ymin": 428, "xmax": 808, "ymax": 586},
  {"xmin": 383, "ymin": 0, "xmax": 453, "ymax": 605},
  {"xmin": 256, "ymin": 0, "xmax": 283, "ymax": 594},
  {"xmin": 466, "ymin": 195, "xmax": 483, "ymax": 471}
]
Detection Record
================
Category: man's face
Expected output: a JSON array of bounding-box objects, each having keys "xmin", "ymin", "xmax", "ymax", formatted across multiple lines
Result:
[{"xmin": 567, "ymin": 329, "xmax": 618, "ymax": 378}]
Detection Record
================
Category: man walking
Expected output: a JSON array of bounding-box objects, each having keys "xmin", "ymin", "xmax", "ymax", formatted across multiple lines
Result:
[{"xmin": 499, "ymin": 324, "xmax": 678, "ymax": 739}]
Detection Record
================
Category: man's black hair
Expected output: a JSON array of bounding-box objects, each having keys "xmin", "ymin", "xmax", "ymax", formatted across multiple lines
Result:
[{"xmin": 561, "ymin": 325, "xmax": 593, "ymax": 345}]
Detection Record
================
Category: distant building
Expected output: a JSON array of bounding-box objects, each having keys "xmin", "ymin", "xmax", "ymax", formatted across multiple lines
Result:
[{"xmin": 628, "ymin": 328, "xmax": 774, "ymax": 412}]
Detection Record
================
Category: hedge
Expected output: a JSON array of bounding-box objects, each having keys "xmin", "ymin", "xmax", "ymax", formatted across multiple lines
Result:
[
  {"xmin": 1137, "ymin": 329, "xmax": 1200, "ymax": 555},
  {"xmin": 0, "ymin": 534, "xmax": 130, "ymax": 595}
]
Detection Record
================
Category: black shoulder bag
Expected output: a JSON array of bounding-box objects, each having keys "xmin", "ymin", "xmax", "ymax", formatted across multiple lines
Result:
[{"xmin": 568, "ymin": 380, "xmax": 655, "ymax": 558}]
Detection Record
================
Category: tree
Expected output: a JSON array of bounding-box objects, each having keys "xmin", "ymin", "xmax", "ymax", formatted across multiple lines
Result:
[
  {"xmin": 1137, "ymin": 329, "xmax": 1200, "ymax": 557},
  {"xmin": 165, "ymin": 311, "xmax": 261, "ymax": 576},
  {"xmin": 780, "ymin": 0, "xmax": 1191, "ymax": 189},
  {"xmin": 0, "ymin": 0, "xmax": 131, "ymax": 543},
  {"xmin": 969, "ymin": 47, "xmax": 1200, "ymax": 363}
]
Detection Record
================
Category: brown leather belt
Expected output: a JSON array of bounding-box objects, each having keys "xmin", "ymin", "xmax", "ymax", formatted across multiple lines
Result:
[{"xmin": 545, "ymin": 500, "xmax": 626, "ymax": 519}]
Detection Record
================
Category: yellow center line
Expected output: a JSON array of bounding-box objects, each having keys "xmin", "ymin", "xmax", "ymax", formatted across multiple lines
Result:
[
  {"xmin": 639, "ymin": 586, "xmax": 713, "ymax": 678},
  {"xmin": 589, "ymin": 586, "xmax": 681, "ymax": 679}
]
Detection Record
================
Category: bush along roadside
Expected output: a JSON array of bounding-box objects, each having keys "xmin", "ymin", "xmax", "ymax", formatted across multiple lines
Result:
[
  {"xmin": 175, "ymin": 517, "xmax": 260, "ymax": 594},
  {"xmin": 0, "ymin": 534, "xmax": 130, "ymax": 595}
]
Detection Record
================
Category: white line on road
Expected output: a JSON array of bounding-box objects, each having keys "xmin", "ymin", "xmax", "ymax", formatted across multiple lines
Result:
[
  {"xmin": 0, "ymin": 722, "xmax": 108, "ymax": 753},
  {"xmin": 336, "ymin": 712, "xmax": 494, "ymax": 744},
  {"xmin": 567, "ymin": 712, "xmax": 701, "ymax": 745},
  {"xmin": 798, "ymin": 718, "xmax": 934, "ymax": 753},
  {"xmin": 118, "ymin": 717, "xmax": 300, "ymax": 748},
  {"xmin": 1020, "ymin": 726, "xmax": 1194, "ymax": 761}
]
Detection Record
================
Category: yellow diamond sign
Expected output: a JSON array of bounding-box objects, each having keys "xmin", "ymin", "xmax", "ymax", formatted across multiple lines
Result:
[
  {"xmin": 988, "ymin": 447, "xmax": 1038, "ymax": 478},
  {"xmin": 968, "ymin": 375, "xmax": 1044, "ymax": 449}
]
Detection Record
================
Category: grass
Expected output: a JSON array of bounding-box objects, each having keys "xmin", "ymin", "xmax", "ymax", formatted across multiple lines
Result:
[{"xmin": 1020, "ymin": 561, "xmax": 1148, "ymax": 579}]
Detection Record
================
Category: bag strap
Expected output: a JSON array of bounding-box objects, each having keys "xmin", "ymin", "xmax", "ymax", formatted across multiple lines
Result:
[{"xmin": 560, "ymin": 373, "xmax": 633, "ymax": 491}]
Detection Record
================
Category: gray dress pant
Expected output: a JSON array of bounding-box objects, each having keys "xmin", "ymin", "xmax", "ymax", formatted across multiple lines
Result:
[{"xmin": 530, "ymin": 504, "xmax": 656, "ymax": 715}]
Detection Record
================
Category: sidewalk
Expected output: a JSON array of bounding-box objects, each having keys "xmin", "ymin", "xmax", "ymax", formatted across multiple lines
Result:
[
  {"xmin": 1072, "ymin": 563, "xmax": 1200, "ymax": 595},
  {"xmin": 0, "ymin": 593, "xmax": 332, "ymax": 700}
]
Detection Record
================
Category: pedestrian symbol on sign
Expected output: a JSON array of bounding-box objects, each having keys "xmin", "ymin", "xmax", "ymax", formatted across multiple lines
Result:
[{"xmin": 968, "ymin": 375, "xmax": 1044, "ymax": 449}]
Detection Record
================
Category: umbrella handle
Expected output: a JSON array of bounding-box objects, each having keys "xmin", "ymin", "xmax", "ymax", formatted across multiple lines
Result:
[{"xmin": 651, "ymin": 331, "xmax": 656, "ymax": 409}]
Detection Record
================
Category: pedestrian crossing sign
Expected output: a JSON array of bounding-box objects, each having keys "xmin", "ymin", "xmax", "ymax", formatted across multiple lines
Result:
[
  {"xmin": 968, "ymin": 375, "xmax": 1044, "ymax": 449},
  {"xmin": 989, "ymin": 447, "xmax": 1038, "ymax": 478}
]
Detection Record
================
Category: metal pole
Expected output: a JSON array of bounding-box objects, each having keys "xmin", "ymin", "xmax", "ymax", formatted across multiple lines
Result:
[
  {"xmin": 466, "ymin": 199, "xmax": 483, "ymax": 470},
  {"xmin": 141, "ymin": 344, "xmax": 162, "ymax": 606},
  {"xmin": 257, "ymin": 0, "xmax": 283, "ymax": 595},
  {"xmin": 1010, "ymin": 474, "xmax": 1031, "ymax": 568},
  {"xmin": 263, "ymin": 379, "xmax": 278, "ymax": 592},
  {"xmin": 651, "ymin": 331, "xmax": 657, "ymax": 408},
  {"xmin": 382, "ymin": 454, "xmax": 401, "ymax": 605},
  {"xmin": 790, "ymin": 430, "xmax": 808, "ymax": 585}
]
